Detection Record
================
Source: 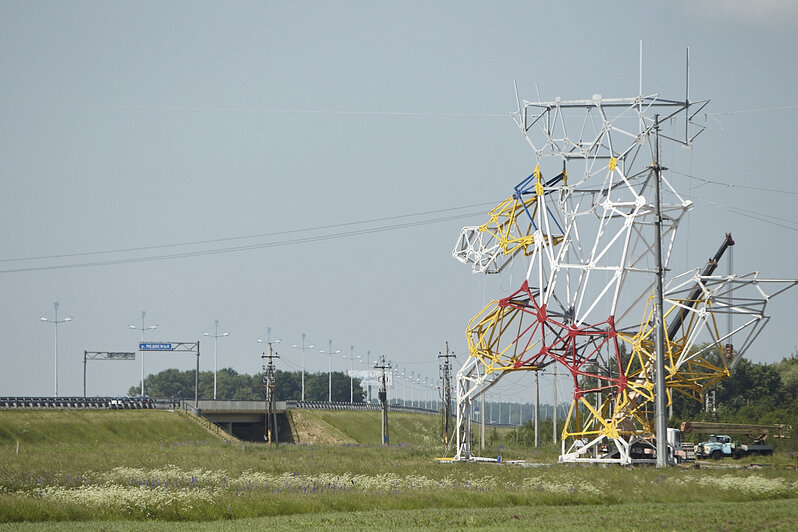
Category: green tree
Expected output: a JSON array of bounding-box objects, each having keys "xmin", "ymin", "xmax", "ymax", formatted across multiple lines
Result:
[{"xmin": 130, "ymin": 369, "xmax": 362, "ymax": 402}]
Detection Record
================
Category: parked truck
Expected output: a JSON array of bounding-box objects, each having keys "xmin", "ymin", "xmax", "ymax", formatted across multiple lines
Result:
[
  {"xmin": 680, "ymin": 422, "xmax": 790, "ymax": 460},
  {"xmin": 694, "ymin": 434, "xmax": 774, "ymax": 459}
]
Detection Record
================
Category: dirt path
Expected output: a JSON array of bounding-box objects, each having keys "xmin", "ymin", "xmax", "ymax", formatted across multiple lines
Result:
[{"xmin": 290, "ymin": 410, "xmax": 356, "ymax": 444}]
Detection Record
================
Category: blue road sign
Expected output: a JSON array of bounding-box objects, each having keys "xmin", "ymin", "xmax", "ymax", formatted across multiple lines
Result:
[{"xmin": 139, "ymin": 342, "xmax": 173, "ymax": 351}]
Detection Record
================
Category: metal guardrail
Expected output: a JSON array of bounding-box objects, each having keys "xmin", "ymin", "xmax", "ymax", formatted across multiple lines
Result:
[
  {"xmin": 286, "ymin": 400, "xmax": 442, "ymax": 415},
  {"xmin": 0, "ymin": 397, "xmax": 432, "ymax": 413},
  {"xmin": 0, "ymin": 396, "xmax": 177, "ymax": 410}
]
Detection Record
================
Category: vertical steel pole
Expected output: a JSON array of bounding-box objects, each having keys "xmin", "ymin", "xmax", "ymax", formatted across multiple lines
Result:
[
  {"xmin": 727, "ymin": 244, "xmax": 734, "ymax": 358},
  {"xmin": 553, "ymin": 366, "xmax": 558, "ymax": 443},
  {"xmin": 535, "ymin": 370, "xmax": 540, "ymax": 447},
  {"xmin": 349, "ymin": 345, "xmax": 354, "ymax": 403},
  {"xmin": 213, "ymin": 320, "xmax": 218, "ymax": 400},
  {"xmin": 140, "ymin": 312, "xmax": 145, "ymax": 396},
  {"xmin": 54, "ymin": 319, "xmax": 59, "ymax": 398},
  {"xmin": 685, "ymin": 47, "xmax": 690, "ymax": 142},
  {"xmin": 195, "ymin": 341, "xmax": 200, "ymax": 409},
  {"xmin": 480, "ymin": 392, "xmax": 485, "ymax": 450},
  {"xmin": 301, "ymin": 333, "xmax": 306, "ymax": 402},
  {"xmin": 83, "ymin": 350, "xmax": 87, "ymax": 398},
  {"xmin": 53, "ymin": 303, "xmax": 58, "ymax": 397},
  {"xmin": 653, "ymin": 115, "xmax": 669, "ymax": 467}
]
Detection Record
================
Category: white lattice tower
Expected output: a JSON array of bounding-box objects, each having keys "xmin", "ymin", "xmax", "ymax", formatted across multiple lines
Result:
[{"xmin": 451, "ymin": 91, "xmax": 797, "ymax": 464}]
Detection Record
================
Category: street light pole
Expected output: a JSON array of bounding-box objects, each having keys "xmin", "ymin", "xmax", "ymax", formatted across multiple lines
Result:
[
  {"xmin": 129, "ymin": 311, "xmax": 157, "ymax": 396},
  {"xmin": 342, "ymin": 345, "xmax": 361, "ymax": 403},
  {"xmin": 319, "ymin": 340, "xmax": 341, "ymax": 402},
  {"xmin": 40, "ymin": 302, "xmax": 72, "ymax": 397},
  {"xmin": 366, "ymin": 350, "xmax": 371, "ymax": 402},
  {"xmin": 291, "ymin": 334, "xmax": 315, "ymax": 402},
  {"xmin": 203, "ymin": 319, "xmax": 229, "ymax": 400}
]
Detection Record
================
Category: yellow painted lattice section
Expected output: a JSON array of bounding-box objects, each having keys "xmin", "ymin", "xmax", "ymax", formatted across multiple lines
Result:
[{"xmin": 476, "ymin": 194, "xmax": 563, "ymax": 257}]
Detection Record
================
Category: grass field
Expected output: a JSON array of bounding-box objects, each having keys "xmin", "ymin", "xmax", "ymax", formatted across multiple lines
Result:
[{"xmin": 1, "ymin": 409, "xmax": 797, "ymax": 529}]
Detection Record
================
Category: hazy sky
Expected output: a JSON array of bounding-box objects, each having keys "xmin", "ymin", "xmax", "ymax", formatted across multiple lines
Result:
[{"xmin": 1, "ymin": 1, "xmax": 797, "ymax": 403}]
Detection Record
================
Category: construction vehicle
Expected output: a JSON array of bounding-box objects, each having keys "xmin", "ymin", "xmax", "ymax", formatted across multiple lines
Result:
[{"xmin": 680, "ymin": 422, "xmax": 791, "ymax": 460}]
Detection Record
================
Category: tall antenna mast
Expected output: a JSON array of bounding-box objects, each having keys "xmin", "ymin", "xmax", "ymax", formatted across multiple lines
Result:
[
  {"xmin": 685, "ymin": 46, "xmax": 690, "ymax": 143},
  {"xmin": 639, "ymin": 40, "xmax": 643, "ymax": 96}
]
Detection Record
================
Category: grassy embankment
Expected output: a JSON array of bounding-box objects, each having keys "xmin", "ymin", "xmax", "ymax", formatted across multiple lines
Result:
[{"xmin": 1, "ymin": 409, "xmax": 797, "ymax": 529}]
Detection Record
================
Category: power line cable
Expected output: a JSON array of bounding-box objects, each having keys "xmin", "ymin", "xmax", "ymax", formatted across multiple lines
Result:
[
  {"xmin": 1, "ymin": 200, "xmax": 499, "ymax": 263},
  {"xmin": 10, "ymin": 100, "xmax": 798, "ymax": 119},
  {"xmin": 669, "ymin": 169, "xmax": 798, "ymax": 196},
  {"xmin": 3, "ymin": 100, "xmax": 510, "ymax": 119},
  {"xmin": 695, "ymin": 198, "xmax": 798, "ymax": 233},
  {"xmin": 0, "ymin": 210, "xmax": 485, "ymax": 274},
  {"xmin": 705, "ymin": 105, "xmax": 798, "ymax": 116}
]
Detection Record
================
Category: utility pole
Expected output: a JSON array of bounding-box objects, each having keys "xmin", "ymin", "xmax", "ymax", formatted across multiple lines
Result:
[
  {"xmin": 438, "ymin": 342, "xmax": 456, "ymax": 448},
  {"xmin": 262, "ymin": 343, "xmax": 280, "ymax": 446},
  {"xmin": 375, "ymin": 355, "xmax": 391, "ymax": 445},
  {"xmin": 535, "ymin": 370, "xmax": 540, "ymax": 447},
  {"xmin": 652, "ymin": 114, "xmax": 668, "ymax": 467}
]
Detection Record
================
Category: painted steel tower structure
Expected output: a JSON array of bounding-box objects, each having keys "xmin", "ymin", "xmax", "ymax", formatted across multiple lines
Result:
[{"xmin": 451, "ymin": 87, "xmax": 797, "ymax": 464}]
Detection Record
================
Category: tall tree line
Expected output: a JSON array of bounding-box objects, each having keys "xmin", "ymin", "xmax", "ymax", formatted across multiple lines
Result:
[{"xmin": 128, "ymin": 368, "xmax": 365, "ymax": 402}]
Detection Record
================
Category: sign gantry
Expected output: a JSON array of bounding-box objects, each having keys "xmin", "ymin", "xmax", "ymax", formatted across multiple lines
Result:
[{"xmin": 139, "ymin": 341, "xmax": 200, "ymax": 408}]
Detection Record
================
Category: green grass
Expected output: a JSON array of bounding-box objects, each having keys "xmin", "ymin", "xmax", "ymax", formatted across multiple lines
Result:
[
  {"xmin": 1, "ymin": 410, "xmax": 797, "ymax": 528},
  {"xmin": 1, "ymin": 500, "xmax": 797, "ymax": 530},
  {"xmin": 0, "ymin": 410, "xmax": 211, "ymax": 445},
  {"xmin": 299, "ymin": 410, "xmax": 442, "ymax": 446}
]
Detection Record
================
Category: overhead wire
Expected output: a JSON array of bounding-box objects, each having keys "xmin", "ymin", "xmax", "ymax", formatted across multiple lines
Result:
[
  {"xmin": 669, "ymin": 169, "xmax": 798, "ymax": 196},
  {"xmin": 705, "ymin": 104, "xmax": 798, "ymax": 117},
  {"xmin": 5, "ymin": 103, "xmax": 796, "ymax": 274},
  {"xmin": 1, "ymin": 200, "xmax": 499, "ymax": 264},
  {"xmin": 3, "ymin": 100, "xmax": 510, "ymax": 119},
  {"xmin": 0, "ymin": 204, "xmax": 499, "ymax": 274}
]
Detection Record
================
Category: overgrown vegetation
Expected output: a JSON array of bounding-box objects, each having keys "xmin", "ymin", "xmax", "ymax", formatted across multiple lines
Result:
[{"xmin": 1, "ymin": 410, "xmax": 797, "ymax": 528}]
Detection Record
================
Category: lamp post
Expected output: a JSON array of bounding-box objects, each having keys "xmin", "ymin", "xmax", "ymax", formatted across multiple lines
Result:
[
  {"xmin": 365, "ymin": 350, "xmax": 372, "ymax": 402},
  {"xmin": 129, "ymin": 311, "xmax": 157, "ymax": 396},
  {"xmin": 203, "ymin": 319, "xmax": 229, "ymax": 400},
  {"xmin": 341, "ymin": 345, "xmax": 361, "ymax": 403},
  {"xmin": 319, "ymin": 340, "xmax": 341, "ymax": 402},
  {"xmin": 40, "ymin": 302, "xmax": 72, "ymax": 397},
  {"xmin": 290, "ymin": 334, "xmax": 315, "ymax": 402}
]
